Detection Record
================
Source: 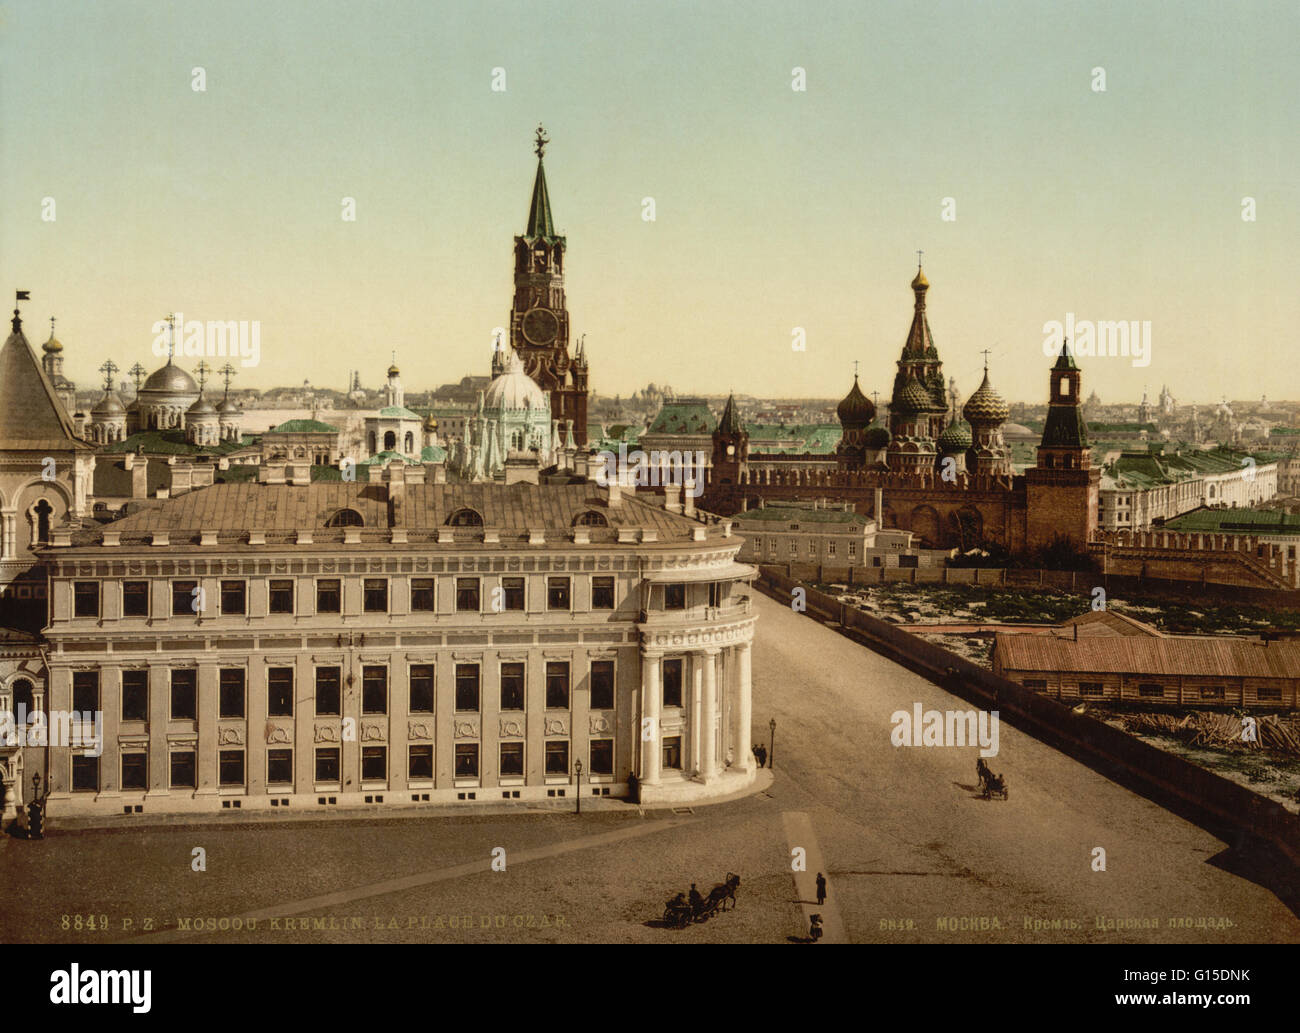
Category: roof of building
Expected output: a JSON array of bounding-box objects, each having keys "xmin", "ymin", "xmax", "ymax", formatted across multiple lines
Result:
[
  {"xmin": 1162, "ymin": 506, "xmax": 1300, "ymax": 535},
  {"xmin": 718, "ymin": 392, "xmax": 743, "ymax": 435},
  {"xmin": 376, "ymin": 405, "xmax": 423, "ymax": 421},
  {"xmin": 1040, "ymin": 397, "xmax": 1090, "ymax": 449},
  {"xmin": 937, "ymin": 420, "xmax": 973, "ymax": 451},
  {"xmin": 1056, "ymin": 610, "xmax": 1164, "ymax": 637},
  {"xmin": 646, "ymin": 398, "xmax": 716, "ymax": 436},
  {"xmin": 836, "ymin": 375, "xmax": 875, "ymax": 427},
  {"xmin": 65, "ymin": 481, "xmax": 721, "ymax": 545},
  {"xmin": 268, "ymin": 418, "xmax": 339, "ymax": 434},
  {"xmin": 483, "ymin": 351, "xmax": 548, "ymax": 412},
  {"xmin": 524, "ymin": 155, "xmax": 562, "ymax": 243},
  {"xmin": 962, "ymin": 369, "xmax": 1010, "ymax": 425},
  {"xmin": 995, "ymin": 631, "xmax": 1300, "ymax": 679},
  {"xmin": 746, "ymin": 423, "xmax": 842, "ymax": 455},
  {"xmin": 0, "ymin": 316, "xmax": 93, "ymax": 451},
  {"xmin": 103, "ymin": 429, "xmax": 254, "ymax": 456},
  {"xmin": 92, "ymin": 457, "xmax": 173, "ymax": 498},
  {"xmin": 735, "ymin": 505, "xmax": 869, "ymax": 525},
  {"xmin": 1102, "ymin": 446, "xmax": 1279, "ymax": 490}
]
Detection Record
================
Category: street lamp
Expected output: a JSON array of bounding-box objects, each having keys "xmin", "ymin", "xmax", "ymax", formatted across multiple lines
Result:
[
  {"xmin": 574, "ymin": 758, "xmax": 583, "ymax": 814},
  {"xmin": 768, "ymin": 718, "xmax": 776, "ymax": 772}
]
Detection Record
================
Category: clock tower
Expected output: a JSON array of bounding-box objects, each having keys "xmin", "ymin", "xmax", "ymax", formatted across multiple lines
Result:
[{"xmin": 508, "ymin": 125, "xmax": 589, "ymax": 447}]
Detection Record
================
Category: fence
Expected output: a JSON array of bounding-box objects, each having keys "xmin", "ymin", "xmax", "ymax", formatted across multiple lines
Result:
[{"xmin": 757, "ymin": 566, "xmax": 1300, "ymax": 869}]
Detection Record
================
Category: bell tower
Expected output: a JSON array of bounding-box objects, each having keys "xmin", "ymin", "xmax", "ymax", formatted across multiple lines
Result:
[{"xmin": 508, "ymin": 124, "xmax": 588, "ymax": 446}]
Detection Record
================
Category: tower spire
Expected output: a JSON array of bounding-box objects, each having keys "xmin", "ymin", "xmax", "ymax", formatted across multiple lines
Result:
[{"xmin": 526, "ymin": 124, "xmax": 556, "ymax": 239}]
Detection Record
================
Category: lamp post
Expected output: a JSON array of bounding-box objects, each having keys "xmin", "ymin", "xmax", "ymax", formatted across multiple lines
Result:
[
  {"xmin": 574, "ymin": 758, "xmax": 583, "ymax": 814},
  {"xmin": 768, "ymin": 718, "xmax": 776, "ymax": 772}
]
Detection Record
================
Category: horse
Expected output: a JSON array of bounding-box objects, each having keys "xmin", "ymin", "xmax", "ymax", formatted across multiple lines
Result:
[
  {"xmin": 705, "ymin": 872, "xmax": 741, "ymax": 912},
  {"xmin": 975, "ymin": 757, "xmax": 991, "ymax": 791}
]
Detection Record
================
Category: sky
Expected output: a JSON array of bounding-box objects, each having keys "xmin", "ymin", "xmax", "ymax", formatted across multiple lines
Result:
[{"xmin": 1, "ymin": 0, "xmax": 1296, "ymax": 408}]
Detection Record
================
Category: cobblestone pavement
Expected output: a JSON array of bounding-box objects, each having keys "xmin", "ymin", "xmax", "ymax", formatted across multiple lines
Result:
[{"xmin": 4, "ymin": 591, "xmax": 1298, "ymax": 943}]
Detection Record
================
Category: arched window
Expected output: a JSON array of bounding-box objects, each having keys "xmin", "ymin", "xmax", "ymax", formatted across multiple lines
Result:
[
  {"xmin": 573, "ymin": 510, "xmax": 608, "ymax": 527},
  {"xmin": 368, "ymin": 431, "xmax": 377, "ymax": 454},
  {"xmin": 404, "ymin": 432, "xmax": 414, "ymax": 453},
  {"xmin": 325, "ymin": 508, "xmax": 364, "ymax": 528},
  {"xmin": 384, "ymin": 431, "xmax": 397, "ymax": 451},
  {"xmin": 33, "ymin": 499, "xmax": 53, "ymax": 545},
  {"xmin": 511, "ymin": 430, "xmax": 523, "ymax": 450},
  {"xmin": 446, "ymin": 508, "xmax": 484, "ymax": 527},
  {"xmin": 11, "ymin": 678, "xmax": 34, "ymax": 719}
]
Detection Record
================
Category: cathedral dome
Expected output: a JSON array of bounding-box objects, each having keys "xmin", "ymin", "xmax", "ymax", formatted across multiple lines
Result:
[
  {"xmin": 894, "ymin": 373, "xmax": 935, "ymax": 415},
  {"xmin": 92, "ymin": 391, "xmax": 125, "ymax": 416},
  {"xmin": 911, "ymin": 266, "xmax": 929, "ymax": 291},
  {"xmin": 864, "ymin": 425, "xmax": 890, "ymax": 449},
  {"xmin": 483, "ymin": 351, "xmax": 547, "ymax": 411},
  {"xmin": 187, "ymin": 393, "xmax": 216, "ymax": 416},
  {"xmin": 937, "ymin": 420, "xmax": 972, "ymax": 452},
  {"xmin": 962, "ymin": 369, "xmax": 1010, "ymax": 424},
  {"xmin": 143, "ymin": 359, "xmax": 198, "ymax": 395},
  {"xmin": 836, "ymin": 375, "xmax": 875, "ymax": 426},
  {"xmin": 217, "ymin": 395, "xmax": 241, "ymax": 414},
  {"xmin": 43, "ymin": 334, "xmax": 64, "ymax": 354}
]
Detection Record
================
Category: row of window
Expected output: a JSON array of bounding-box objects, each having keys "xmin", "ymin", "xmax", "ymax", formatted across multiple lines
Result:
[
  {"xmin": 751, "ymin": 537, "xmax": 859, "ymax": 558},
  {"xmin": 70, "ymin": 576, "xmax": 627, "ymax": 618},
  {"xmin": 69, "ymin": 739, "xmax": 620, "ymax": 792},
  {"xmin": 71, "ymin": 660, "xmax": 634, "ymax": 720},
  {"xmin": 1024, "ymin": 678, "xmax": 1284, "ymax": 702}
]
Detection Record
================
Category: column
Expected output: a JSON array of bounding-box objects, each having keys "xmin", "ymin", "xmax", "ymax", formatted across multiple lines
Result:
[
  {"xmin": 641, "ymin": 651, "xmax": 662, "ymax": 786},
  {"xmin": 736, "ymin": 640, "xmax": 753, "ymax": 774},
  {"xmin": 196, "ymin": 662, "xmax": 219, "ymax": 796},
  {"xmin": 98, "ymin": 664, "xmax": 121, "ymax": 800},
  {"xmin": 390, "ymin": 652, "xmax": 409, "ymax": 792},
  {"xmin": 146, "ymin": 664, "xmax": 170, "ymax": 799},
  {"xmin": 701, "ymin": 648, "xmax": 718, "ymax": 781},
  {"xmin": 690, "ymin": 658, "xmax": 703, "ymax": 776}
]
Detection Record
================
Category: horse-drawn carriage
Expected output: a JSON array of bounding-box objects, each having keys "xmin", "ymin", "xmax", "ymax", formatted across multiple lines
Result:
[
  {"xmin": 662, "ymin": 873, "xmax": 740, "ymax": 927},
  {"xmin": 976, "ymin": 758, "xmax": 1009, "ymax": 800}
]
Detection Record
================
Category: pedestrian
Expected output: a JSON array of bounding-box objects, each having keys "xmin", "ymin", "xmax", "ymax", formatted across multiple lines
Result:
[
  {"xmin": 816, "ymin": 871, "xmax": 826, "ymax": 905},
  {"xmin": 726, "ymin": 745, "xmax": 734, "ymax": 768},
  {"xmin": 758, "ymin": 745, "xmax": 768, "ymax": 768}
]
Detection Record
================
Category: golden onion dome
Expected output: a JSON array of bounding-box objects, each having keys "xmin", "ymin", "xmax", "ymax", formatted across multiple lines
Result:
[{"xmin": 962, "ymin": 369, "xmax": 1010, "ymax": 424}]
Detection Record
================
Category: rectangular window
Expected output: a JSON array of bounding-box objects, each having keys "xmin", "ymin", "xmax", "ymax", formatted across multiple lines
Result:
[
  {"xmin": 789, "ymin": 541, "xmax": 798, "ymax": 557},
  {"xmin": 1138, "ymin": 682, "xmax": 1164, "ymax": 698},
  {"xmin": 219, "ymin": 749, "xmax": 245, "ymax": 786},
  {"xmin": 663, "ymin": 735, "xmax": 682, "ymax": 770},
  {"xmin": 663, "ymin": 658, "xmax": 684, "ymax": 708},
  {"xmin": 72, "ymin": 753, "xmax": 99, "ymax": 792},
  {"xmin": 547, "ymin": 576, "xmax": 571, "ymax": 610},
  {"xmin": 501, "ymin": 577, "xmax": 525, "ymax": 611},
  {"xmin": 121, "ymin": 670, "xmax": 148, "ymax": 722},
  {"xmin": 664, "ymin": 583, "xmax": 686, "ymax": 610},
  {"xmin": 1079, "ymin": 681, "xmax": 1104, "ymax": 697},
  {"xmin": 591, "ymin": 576, "xmax": 615, "ymax": 609},
  {"xmin": 171, "ymin": 669, "xmax": 197, "ymax": 720},
  {"xmin": 269, "ymin": 579, "xmax": 294, "ymax": 614},
  {"xmin": 220, "ymin": 579, "xmax": 247, "ymax": 615},
  {"xmin": 72, "ymin": 670, "xmax": 99, "ymax": 714},
  {"xmin": 410, "ymin": 578, "xmax": 436, "ymax": 612},
  {"xmin": 219, "ymin": 668, "xmax": 246, "ymax": 719},
  {"xmin": 362, "ymin": 666, "xmax": 387, "ymax": 714},
  {"xmin": 315, "ymin": 667, "xmax": 341, "ymax": 715},
  {"xmin": 316, "ymin": 579, "xmax": 341, "ymax": 613},
  {"xmin": 456, "ymin": 578, "xmax": 480, "ymax": 612},
  {"xmin": 409, "ymin": 664, "xmax": 434, "ymax": 713},
  {"xmin": 268, "ymin": 668, "xmax": 294, "ymax": 716},
  {"xmin": 172, "ymin": 580, "xmax": 198, "ymax": 616},
  {"xmin": 361, "ymin": 746, "xmax": 387, "ymax": 781},
  {"xmin": 123, "ymin": 580, "xmax": 149, "ymax": 617},
  {"xmin": 500, "ymin": 662, "xmax": 525, "ymax": 710},
  {"xmin": 267, "ymin": 748, "xmax": 293, "ymax": 784},
  {"xmin": 499, "ymin": 741, "xmax": 525, "ymax": 777},
  {"xmin": 73, "ymin": 581, "xmax": 100, "ymax": 618},
  {"xmin": 170, "ymin": 750, "xmax": 196, "ymax": 788},
  {"xmin": 455, "ymin": 664, "xmax": 480, "ymax": 712},
  {"xmin": 590, "ymin": 661, "xmax": 615, "ymax": 710},
  {"xmin": 408, "ymin": 744, "xmax": 433, "ymax": 780},
  {"xmin": 848, "ymin": 541, "xmax": 857, "ymax": 558},
  {"xmin": 121, "ymin": 752, "xmax": 148, "ymax": 790},
  {"xmin": 545, "ymin": 740, "xmax": 569, "ymax": 776},
  {"xmin": 590, "ymin": 738, "xmax": 614, "ymax": 775},
  {"xmin": 363, "ymin": 578, "xmax": 388, "ymax": 613},
  {"xmin": 1258, "ymin": 686, "xmax": 1282, "ymax": 702},
  {"xmin": 455, "ymin": 742, "xmax": 479, "ymax": 778},
  {"xmin": 1024, "ymin": 679, "xmax": 1047, "ymax": 691},
  {"xmin": 1200, "ymin": 685, "xmax": 1225, "ymax": 701},
  {"xmin": 827, "ymin": 541, "xmax": 836, "ymax": 556},
  {"xmin": 315, "ymin": 747, "xmax": 340, "ymax": 783},
  {"xmin": 545, "ymin": 661, "xmax": 570, "ymax": 709}
]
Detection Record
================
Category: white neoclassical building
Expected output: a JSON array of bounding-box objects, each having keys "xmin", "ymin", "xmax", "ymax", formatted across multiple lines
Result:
[{"xmin": 29, "ymin": 475, "xmax": 757, "ymax": 816}]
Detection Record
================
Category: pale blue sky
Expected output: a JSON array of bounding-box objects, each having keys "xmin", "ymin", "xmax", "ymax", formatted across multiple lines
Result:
[{"xmin": 1, "ymin": 0, "xmax": 1295, "ymax": 406}]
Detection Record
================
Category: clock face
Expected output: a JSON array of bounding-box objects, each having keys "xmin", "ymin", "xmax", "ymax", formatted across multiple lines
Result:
[{"xmin": 522, "ymin": 307, "xmax": 559, "ymax": 346}]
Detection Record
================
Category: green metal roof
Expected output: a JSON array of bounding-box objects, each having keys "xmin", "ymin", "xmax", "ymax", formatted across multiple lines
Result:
[
  {"xmin": 525, "ymin": 159, "xmax": 561, "ymax": 241},
  {"xmin": 1040, "ymin": 404, "xmax": 1089, "ymax": 449},
  {"xmin": 377, "ymin": 405, "xmax": 422, "ymax": 420},
  {"xmin": 104, "ymin": 430, "xmax": 254, "ymax": 456},
  {"xmin": 1163, "ymin": 507, "xmax": 1300, "ymax": 534},
  {"xmin": 737, "ymin": 505, "xmax": 868, "ymax": 525},
  {"xmin": 268, "ymin": 418, "xmax": 338, "ymax": 434},
  {"xmin": 646, "ymin": 400, "xmax": 716, "ymax": 436},
  {"xmin": 744, "ymin": 423, "xmax": 842, "ymax": 455}
]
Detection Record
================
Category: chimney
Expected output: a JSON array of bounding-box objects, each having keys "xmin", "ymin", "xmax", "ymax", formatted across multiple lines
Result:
[
  {"xmin": 387, "ymin": 462, "xmax": 406, "ymax": 526},
  {"xmin": 683, "ymin": 479, "xmax": 696, "ymax": 517},
  {"xmin": 131, "ymin": 457, "xmax": 148, "ymax": 499},
  {"xmin": 874, "ymin": 487, "xmax": 884, "ymax": 524},
  {"xmin": 608, "ymin": 481, "xmax": 622, "ymax": 508},
  {"xmin": 288, "ymin": 459, "xmax": 311, "ymax": 485},
  {"xmin": 664, "ymin": 483, "xmax": 682, "ymax": 514},
  {"xmin": 122, "ymin": 452, "xmax": 134, "ymax": 471}
]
